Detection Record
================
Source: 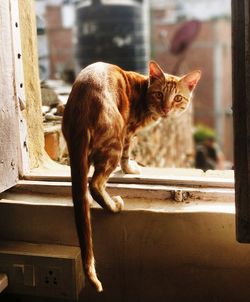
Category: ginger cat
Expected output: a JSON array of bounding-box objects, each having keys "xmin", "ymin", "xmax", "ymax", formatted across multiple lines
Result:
[{"xmin": 62, "ymin": 61, "xmax": 201, "ymax": 291}]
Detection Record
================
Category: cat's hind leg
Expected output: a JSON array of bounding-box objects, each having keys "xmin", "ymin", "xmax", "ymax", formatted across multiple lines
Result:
[{"xmin": 89, "ymin": 146, "xmax": 124, "ymax": 213}]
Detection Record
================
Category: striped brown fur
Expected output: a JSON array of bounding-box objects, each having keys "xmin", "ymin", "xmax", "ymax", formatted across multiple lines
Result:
[{"xmin": 62, "ymin": 61, "xmax": 201, "ymax": 291}]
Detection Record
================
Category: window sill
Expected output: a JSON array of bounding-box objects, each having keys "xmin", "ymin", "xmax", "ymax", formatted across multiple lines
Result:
[
  {"xmin": 0, "ymin": 164, "xmax": 234, "ymax": 212},
  {"xmin": 0, "ymin": 178, "xmax": 235, "ymax": 252},
  {"xmin": 0, "ymin": 169, "xmax": 235, "ymax": 252},
  {"xmin": 0, "ymin": 189, "xmax": 235, "ymax": 214},
  {"xmin": 25, "ymin": 164, "xmax": 234, "ymax": 188},
  {"xmin": 0, "ymin": 165, "xmax": 235, "ymax": 239},
  {"xmin": 0, "ymin": 164, "xmax": 232, "ymax": 209}
]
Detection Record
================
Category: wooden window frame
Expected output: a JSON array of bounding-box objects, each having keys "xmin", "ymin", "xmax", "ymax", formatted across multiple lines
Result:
[
  {"xmin": 232, "ymin": 0, "xmax": 250, "ymax": 242},
  {"xmin": 0, "ymin": 0, "xmax": 28, "ymax": 194}
]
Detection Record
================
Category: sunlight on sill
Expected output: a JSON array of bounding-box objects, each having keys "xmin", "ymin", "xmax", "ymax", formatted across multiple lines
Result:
[
  {"xmin": 0, "ymin": 192, "xmax": 235, "ymax": 214},
  {"xmin": 26, "ymin": 160, "xmax": 234, "ymax": 188}
]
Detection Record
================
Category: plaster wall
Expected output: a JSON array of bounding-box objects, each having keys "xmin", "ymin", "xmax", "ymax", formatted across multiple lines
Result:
[{"xmin": 0, "ymin": 195, "xmax": 250, "ymax": 302}]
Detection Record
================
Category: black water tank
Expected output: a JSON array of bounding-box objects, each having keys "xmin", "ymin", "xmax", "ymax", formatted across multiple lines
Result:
[{"xmin": 75, "ymin": 0, "xmax": 149, "ymax": 74}]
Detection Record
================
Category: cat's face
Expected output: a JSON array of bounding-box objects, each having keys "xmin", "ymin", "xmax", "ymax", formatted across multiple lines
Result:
[{"xmin": 146, "ymin": 61, "xmax": 201, "ymax": 118}]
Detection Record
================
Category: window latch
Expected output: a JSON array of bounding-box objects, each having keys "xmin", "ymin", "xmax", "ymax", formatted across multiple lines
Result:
[{"xmin": 173, "ymin": 189, "xmax": 189, "ymax": 202}]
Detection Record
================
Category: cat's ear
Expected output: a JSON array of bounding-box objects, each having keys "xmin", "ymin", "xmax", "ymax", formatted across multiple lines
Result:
[
  {"xmin": 149, "ymin": 61, "xmax": 165, "ymax": 85},
  {"xmin": 180, "ymin": 70, "xmax": 201, "ymax": 92}
]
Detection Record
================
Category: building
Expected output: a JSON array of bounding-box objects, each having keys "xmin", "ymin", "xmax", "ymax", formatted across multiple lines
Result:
[{"xmin": 36, "ymin": 0, "xmax": 75, "ymax": 80}]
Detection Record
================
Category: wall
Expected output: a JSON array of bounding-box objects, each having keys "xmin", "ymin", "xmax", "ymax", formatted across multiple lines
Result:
[
  {"xmin": 1, "ymin": 190, "xmax": 250, "ymax": 302},
  {"xmin": 45, "ymin": 5, "xmax": 74, "ymax": 79},
  {"xmin": 133, "ymin": 106, "xmax": 194, "ymax": 168}
]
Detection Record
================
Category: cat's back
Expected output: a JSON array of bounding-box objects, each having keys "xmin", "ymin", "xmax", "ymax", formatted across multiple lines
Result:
[
  {"xmin": 73, "ymin": 62, "xmax": 128, "ymax": 114},
  {"xmin": 63, "ymin": 62, "xmax": 128, "ymax": 135},
  {"xmin": 77, "ymin": 62, "xmax": 123, "ymax": 87},
  {"xmin": 80, "ymin": 61, "xmax": 110, "ymax": 78}
]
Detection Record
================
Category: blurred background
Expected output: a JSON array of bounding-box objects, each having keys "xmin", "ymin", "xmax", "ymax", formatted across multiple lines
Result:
[{"xmin": 36, "ymin": 0, "xmax": 232, "ymax": 171}]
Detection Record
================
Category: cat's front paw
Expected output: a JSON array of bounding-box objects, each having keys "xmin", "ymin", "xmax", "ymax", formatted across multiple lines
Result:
[
  {"xmin": 112, "ymin": 196, "xmax": 124, "ymax": 212},
  {"xmin": 121, "ymin": 160, "xmax": 142, "ymax": 174}
]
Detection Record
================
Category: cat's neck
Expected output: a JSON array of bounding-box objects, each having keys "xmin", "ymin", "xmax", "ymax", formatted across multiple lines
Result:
[
  {"xmin": 124, "ymin": 71, "xmax": 158, "ymax": 131},
  {"xmin": 125, "ymin": 71, "xmax": 148, "ymax": 115}
]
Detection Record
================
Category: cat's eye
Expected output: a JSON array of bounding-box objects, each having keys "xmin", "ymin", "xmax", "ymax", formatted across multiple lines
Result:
[
  {"xmin": 174, "ymin": 95, "xmax": 183, "ymax": 102},
  {"xmin": 154, "ymin": 92, "xmax": 163, "ymax": 99}
]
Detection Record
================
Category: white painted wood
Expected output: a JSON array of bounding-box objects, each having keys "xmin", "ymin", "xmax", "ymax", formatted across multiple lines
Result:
[
  {"xmin": 9, "ymin": 0, "xmax": 25, "ymax": 107},
  {"xmin": 9, "ymin": 0, "xmax": 29, "ymax": 175},
  {"xmin": 25, "ymin": 166, "xmax": 234, "ymax": 189},
  {"xmin": 11, "ymin": 180, "xmax": 235, "ymax": 203},
  {"xmin": 0, "ymin": 0, "xmax": 19, "ymax": 192}
]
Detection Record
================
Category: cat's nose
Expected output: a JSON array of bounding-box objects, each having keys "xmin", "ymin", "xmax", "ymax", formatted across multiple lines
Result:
[
  {"xmin": 164, "ymin": 107, "xmax": 171, "ymax": 114},
  {"xmin": 162, "ymin": 107, "xmax": 171, "ymax": 117}
]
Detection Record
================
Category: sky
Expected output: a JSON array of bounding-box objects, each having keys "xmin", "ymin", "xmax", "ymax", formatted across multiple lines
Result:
[
  {"xmin": 36, "ymin": 0, "xmax": 231, "ymax": 24},
  {"xmin": 151, "ymin": 0, "xmax": 231, "ymax": 20}
]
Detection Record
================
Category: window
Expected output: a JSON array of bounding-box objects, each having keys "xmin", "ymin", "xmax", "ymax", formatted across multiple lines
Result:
[
  {"xmin": 0, "ymin": 0, "xmax": 241, "ymax": 221},
  {"xmin": 1, "ymin": 1, "xmax": 250, "ymax": 301},
  {"xmin": 1, "ymin": 1, "xmax": 234, "ymax": 192}
]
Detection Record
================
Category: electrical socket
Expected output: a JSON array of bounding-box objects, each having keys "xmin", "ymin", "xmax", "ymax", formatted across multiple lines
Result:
[
  {"xmin": 0, "ymin": 241, "xmax": 84, "ymax": 300},
  {"xmin": 38, "ymin": 266, "xmax": 62, "ymax": 289}
]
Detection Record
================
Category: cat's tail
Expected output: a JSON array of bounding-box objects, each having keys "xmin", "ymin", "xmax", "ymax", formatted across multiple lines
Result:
[{"xmin": 68, "ymin": 130, "xmax": 103, "ymax": 292}]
